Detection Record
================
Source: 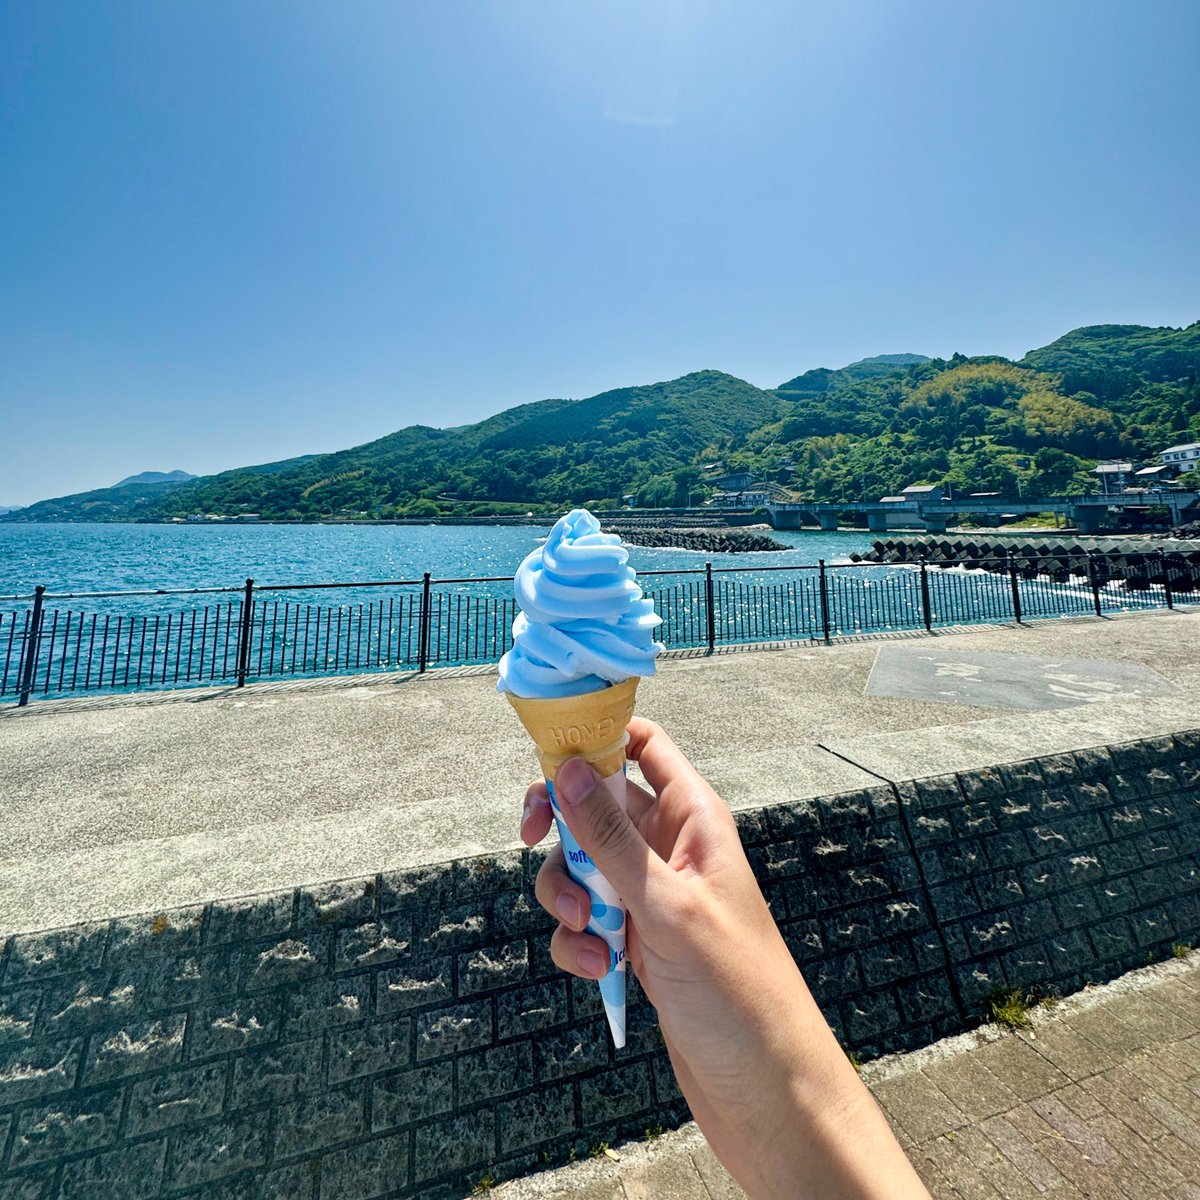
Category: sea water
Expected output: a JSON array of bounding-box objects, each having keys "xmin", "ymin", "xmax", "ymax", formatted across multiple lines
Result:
[{"xmin": 0, "ymin": 522, "xmax": 875, "ymax": 600}]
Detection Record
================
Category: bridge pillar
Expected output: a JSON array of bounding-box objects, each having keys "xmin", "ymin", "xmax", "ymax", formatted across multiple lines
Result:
[
  {"xmin": 867, "ymin": 511, "xmax": 888, "ymax": 533},
  {"xmin": 1072, "ymin": 505, "xmax": 1105, "ymax": 535},
  {"xmin": 921, "ymin": 513, "xmax": 948, "ymax": 534},
  {"xmin": 818, "ymin": 512, "xmax": 839, "ymax": 531},
  {"xmin": 770, "ymin": 508, "xmax": 802, "ymax": 530}
]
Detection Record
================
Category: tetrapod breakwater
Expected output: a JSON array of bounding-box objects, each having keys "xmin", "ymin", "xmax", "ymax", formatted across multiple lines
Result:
[{"xmin": 856, "ymin": 534, "xmax": 1200, "ymax": 592}]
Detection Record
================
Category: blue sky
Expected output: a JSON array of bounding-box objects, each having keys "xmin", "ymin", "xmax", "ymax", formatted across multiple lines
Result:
[{"xmin": 2, "ymin": 1, "xmax": 1198, "ymax": 507}]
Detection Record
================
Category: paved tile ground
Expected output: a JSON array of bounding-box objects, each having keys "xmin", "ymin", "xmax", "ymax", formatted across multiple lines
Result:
[{"xmin": 489, "ymin": 953, "xmax": 1200, "ymax": 1199}]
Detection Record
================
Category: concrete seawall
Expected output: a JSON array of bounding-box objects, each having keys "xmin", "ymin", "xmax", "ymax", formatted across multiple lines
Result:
[{"xmin": 2, "ymin": 611, "xmax": 1198, "ymax": 1197}]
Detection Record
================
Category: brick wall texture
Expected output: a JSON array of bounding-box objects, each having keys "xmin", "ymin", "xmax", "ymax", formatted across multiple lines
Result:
[{"xmin": 2, "ymin": 728, "xmax": 1199, "ymax": 1199}]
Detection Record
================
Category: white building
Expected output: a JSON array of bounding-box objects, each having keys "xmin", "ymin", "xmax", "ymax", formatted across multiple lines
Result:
[{"xmin": 1160, "ymin": 442, "xmax": 1200, "ymax": 473}]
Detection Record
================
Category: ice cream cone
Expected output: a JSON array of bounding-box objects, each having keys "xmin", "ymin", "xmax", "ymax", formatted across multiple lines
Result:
[
  {"xmin": 505, "ymin": 676, "xmax": 639, "ymax": 782},
  {"xmin": 506, "ymin": 677, "xmax": 639, "ymax": 1048}
]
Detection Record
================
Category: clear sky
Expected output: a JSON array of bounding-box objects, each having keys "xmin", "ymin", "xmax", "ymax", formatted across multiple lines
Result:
[{"xmin": 2, "ymin": 1, "xmax": 1198, "ymax": 507}]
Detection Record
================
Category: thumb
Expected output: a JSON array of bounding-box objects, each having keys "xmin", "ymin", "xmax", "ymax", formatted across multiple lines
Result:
[{"xmin": 553, "ymin": 757, "xmax": 664, "ymax": 913}]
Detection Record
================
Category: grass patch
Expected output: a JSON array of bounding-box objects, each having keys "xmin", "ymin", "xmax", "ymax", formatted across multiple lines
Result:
[
  {"xmin": 988, "ymin": 987, "xmax": 1034, "ymax": 1030},
  {"xmin": 470, "ymin": 1172, "xmax": 496, "ymax": 1195},
  {"xmin": 1173, "ymin": 943, "xmax": 1191, "ymax": 959}
]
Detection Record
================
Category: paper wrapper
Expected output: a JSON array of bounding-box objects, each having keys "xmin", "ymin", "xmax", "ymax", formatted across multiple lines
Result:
[{"xmin": 506, "ymin": 677, "xmax": 638, "ymax": 1048}]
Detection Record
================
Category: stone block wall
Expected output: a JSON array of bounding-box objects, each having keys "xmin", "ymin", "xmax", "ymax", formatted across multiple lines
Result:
[
  {"xmin": 2, "ymin": 729, "xmax": 1198, "ymax": 1198},
  {"xmin": 740, "ymin": 784, "xmax": 963, "ymax": 1057},
  {"xmin": 899, "ymin": 730, "xmax": 1200, "ymax": 1010}
]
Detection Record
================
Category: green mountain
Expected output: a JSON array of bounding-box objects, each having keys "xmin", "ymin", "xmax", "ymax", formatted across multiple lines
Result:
[
  {"xmin": 111, "ymin": 470, "xmax": 197, "ymax": 488},
  {"xmin": 1022, "ymin": 323, "xmax": 1200, "ymax": 390},
  {"xmin": 8, "ymin": 371, "xmax": 779, "ymax": 521},
  {"xmin": 777, "ymin": 353, "xmax": 931, "ymax": 395},
  {"xmin": 6, "ymin": 323, "xmax": 1199, "ymax": 522}
]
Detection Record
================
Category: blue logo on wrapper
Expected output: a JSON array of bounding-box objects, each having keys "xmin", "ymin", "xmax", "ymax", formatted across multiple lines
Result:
[{"xmin": 547, "ymin": 775, "xmax": 627, "ymax": 1048}]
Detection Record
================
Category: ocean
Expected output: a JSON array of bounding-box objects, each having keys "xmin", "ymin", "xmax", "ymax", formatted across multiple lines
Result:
[{"xmin": 0, "ymin": 522, "xmax": 874, "ymax": 600}]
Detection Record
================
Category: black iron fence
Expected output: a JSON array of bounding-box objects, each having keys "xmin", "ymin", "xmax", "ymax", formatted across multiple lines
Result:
[{"xmin": 3, "ymin": 554, "xmax": 1198, "ymax": 706}]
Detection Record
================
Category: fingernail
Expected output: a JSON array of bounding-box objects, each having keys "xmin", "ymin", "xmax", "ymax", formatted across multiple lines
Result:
[
  {"xmin": 556, "ymin": 758, "xmax": 600, "ymax": 807},
  {"xmin": 555, "ymin": 894, "xmax": 583, "ymax": 930},
  {"xmin": 520, "ymin": 800, "xmax": 531, "ymax": 833},
  {"xmin": 577, "ymin": 947, "xmax": 607, "ymax": 978}
]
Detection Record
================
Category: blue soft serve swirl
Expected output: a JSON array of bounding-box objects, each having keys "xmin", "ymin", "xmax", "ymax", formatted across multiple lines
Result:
[{"xmin": 497, "ymin": 509, "xmax": 663, "ymax": 698}]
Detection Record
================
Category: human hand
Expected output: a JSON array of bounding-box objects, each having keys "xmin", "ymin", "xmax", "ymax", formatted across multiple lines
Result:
[{"xmin": 520, "ymin": 717, "xmax": 931, "ymax": 1200}]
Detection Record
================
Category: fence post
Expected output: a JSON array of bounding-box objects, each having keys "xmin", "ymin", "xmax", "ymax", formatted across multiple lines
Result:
[
  {"xmin": 919, "ymin": 559, "xmax": 932, "ymax": 632},
  {"xmin": 1160, "ymin": 551, "xmax": 1174, "ymax": 610},
  {"xmin": 1008, "ymin": 552, "xmax": 1022, "ymax": 624},
  {"xmin": 418, "ymin": 572, "xmax": 432, "ymax": 673},
  {"xmin": 236, "ymin": 578, "xmax": 255, "ymax": 688},
  {"xmin": 17, "ymin": 585, "xmax": 46, "ymax": 708},
  {"xmin": 818, "ymin": 559, "xmax": 831, "ymax": 644},
  {"xmin": 1087, "ymin": 553, "xmax": 1103, "ymax": 617},
  {"xmin": 704, "ymin": 562, "xmax": 716, "ymax": 653}
]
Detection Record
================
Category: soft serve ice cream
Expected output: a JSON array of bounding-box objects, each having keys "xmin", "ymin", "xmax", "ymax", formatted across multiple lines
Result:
[
  {"xmin": 499, "ymin": 509, "xmax": 663, "ymax": 1046},
  {"xmin": 499, "ymin": 508, "xmax": 662, "ymax": 699}
]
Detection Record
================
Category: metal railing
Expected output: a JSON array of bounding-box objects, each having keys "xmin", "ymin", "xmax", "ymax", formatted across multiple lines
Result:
[{"xmin": 3, "ymin": 553, "xmax": 1197, "ymax": 706}]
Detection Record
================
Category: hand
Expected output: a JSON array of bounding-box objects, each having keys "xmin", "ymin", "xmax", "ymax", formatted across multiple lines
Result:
[{"xmin": 521, "ymin": 717, "xmax": 931, "ymax": 1200}]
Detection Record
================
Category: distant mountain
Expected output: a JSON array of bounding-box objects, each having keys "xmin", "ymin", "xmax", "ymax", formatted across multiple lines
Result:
[
  {"xmin": 776, "ymin": 352, "xmax": 931, "ymax": 396},
  {"xmin": 10, "ymin": 455, "xmax": 322, "ymax": 523},
  {"xmin": 0, "ymin": 506, "xmax": 23, "ymax": 515},
  {"xmin": 3, "ymin": 323, "xmax": 1197, "ymax": 522},
  {"xmin": 844, "ymin": 353, "xmax": 932, "ymax": 370},
  {"xmin": 111, "ymin": 470, "xmax": 196, "ymax": 488}
]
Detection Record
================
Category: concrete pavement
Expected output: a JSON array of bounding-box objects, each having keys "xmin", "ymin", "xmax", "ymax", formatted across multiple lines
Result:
[
  {"xmin": 1, "ymin": 608, "xmax": 1198, "ymax": 933},
  {"xmin": 486, "ymin": 952, "xmax": 1200, "ymax": 1199}
]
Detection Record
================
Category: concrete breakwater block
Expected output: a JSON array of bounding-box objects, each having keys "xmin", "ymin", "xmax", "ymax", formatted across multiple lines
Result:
[{"xmin": 858, "ymin": 535, "xmax": 1200, "ymax": 592}]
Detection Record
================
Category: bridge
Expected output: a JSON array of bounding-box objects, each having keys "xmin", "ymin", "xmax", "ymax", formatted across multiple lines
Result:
[{"xmin": 765, "ymin": 489, "xmax": 1200, "ymax": 534}]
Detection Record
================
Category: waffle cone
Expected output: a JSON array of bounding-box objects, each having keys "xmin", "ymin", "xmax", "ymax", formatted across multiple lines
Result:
[{"xmin": 506, "ymin": 677, "xmax": 639, "ymax": 781}]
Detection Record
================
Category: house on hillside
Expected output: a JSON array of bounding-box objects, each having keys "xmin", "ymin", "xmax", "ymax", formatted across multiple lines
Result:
[
  {"xmin": 901, "ymin": 483, "xmax": 943, "ymax": 503},
  {"xmin": 712, "ymin": 487, "xmax": 772, "ymax": 508},
  {"xmin": 1093, "ymin": 462, "xmax": 1134, "ymax": 494},
  {"xmin": 1160, "ymin": 442, "xmax": 1200, "ymax": 474},
  {"xmin": 1134, "ymin": 464, "xmax": 1179, "ymax": 484}
]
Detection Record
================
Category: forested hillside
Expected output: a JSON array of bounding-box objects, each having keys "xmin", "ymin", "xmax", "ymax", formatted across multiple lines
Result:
[{"xmin": 6, "ymin": 323, "xmax": 1199, "ymax": 522}]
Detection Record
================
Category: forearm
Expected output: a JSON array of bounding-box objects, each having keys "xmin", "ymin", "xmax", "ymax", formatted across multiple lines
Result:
[
  {"xmin": 769, "ymin": 1044, "xmax": 931, "ymax": 1200},
  {"xmin": 680, "ymin": 949, "xmax": 931, "ymax": 1200}
]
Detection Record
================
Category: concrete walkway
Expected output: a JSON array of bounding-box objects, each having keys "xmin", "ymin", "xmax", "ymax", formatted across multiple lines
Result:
[
  {"xmin": 489, "ymin": 953, "xmax": 1200, "ymax": 1199},
  {"xmin": 2, "ymin": 609, "xmax": 1198, "ymax": 934}
]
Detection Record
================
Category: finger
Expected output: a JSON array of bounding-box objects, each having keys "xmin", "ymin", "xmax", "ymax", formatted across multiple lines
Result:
[
  {"xmin": 521, "ymin": 782, "xmax": 553, "ymax": 847},
  {"xmin": 550, "ymin": 925, "xmax": 613, "ymax": 980},
  {"xmin": 552, "ymin": 757, "xmax": 672, "ymax": 913},
  {"xmin": 535, "ymin": 844, "xmax": 591, "ymax": 932},
  {"xmin": 623, "ymin": 774, "xmax": 657, "ymax": 826},
  {"xmin": 625, "ymin": 718, "xmax": 707, "ymax": 801}
]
